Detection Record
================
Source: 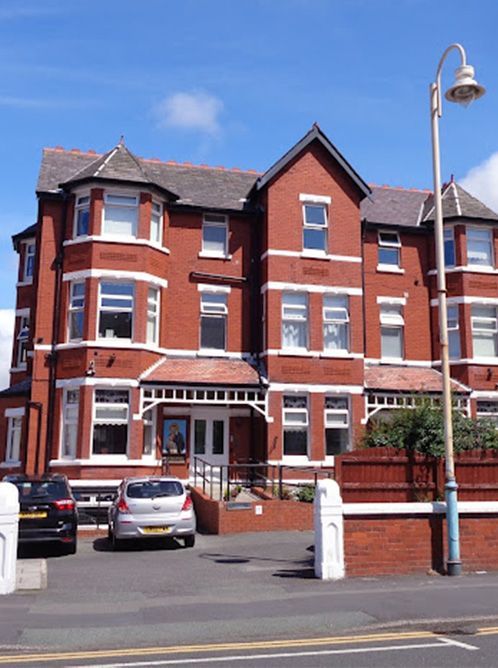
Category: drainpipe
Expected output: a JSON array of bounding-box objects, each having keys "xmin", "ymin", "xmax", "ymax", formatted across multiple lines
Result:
[{"xmin": 44, "ymin": 193, "xmax": 68, "ymax": 472}]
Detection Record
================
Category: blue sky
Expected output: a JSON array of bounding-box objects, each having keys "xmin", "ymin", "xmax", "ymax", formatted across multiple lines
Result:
[{"xmin": 0, "ymin": 0, "xmax": 498, "ymax": 320}]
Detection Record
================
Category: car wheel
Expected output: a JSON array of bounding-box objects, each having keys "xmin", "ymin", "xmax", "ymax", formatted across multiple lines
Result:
[
  {"xmin": 62, "ymin": 539, "xmax": 77, "ymax": 555},
  {"xmin": 112, "ymin": 531, "xmax": 122, "ymax": 551},
  {"xmin": 107, "ymin": 523, "xmax": 112, "ymax": 541},
  {"xmin": 184, "ymin": 534, "xmax": 195, "ymax": 548}
]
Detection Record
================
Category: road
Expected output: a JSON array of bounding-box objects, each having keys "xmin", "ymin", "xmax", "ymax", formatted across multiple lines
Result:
[{"xmin": 2, "ymin": 531, "xmax": 498, "ymax": 665}]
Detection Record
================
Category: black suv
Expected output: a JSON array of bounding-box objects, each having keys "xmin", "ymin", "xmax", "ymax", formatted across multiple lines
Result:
[{"xmin": 4, "ymin": 474, "xmax": 78, "ymax": 554}]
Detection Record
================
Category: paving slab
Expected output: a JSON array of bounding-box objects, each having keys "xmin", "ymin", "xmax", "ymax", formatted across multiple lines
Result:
[{"xmin": 15, "ymin": 559, "xmax": 47, "ymax": 591}]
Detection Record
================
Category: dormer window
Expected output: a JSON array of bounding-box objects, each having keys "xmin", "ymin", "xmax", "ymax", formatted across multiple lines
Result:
[
  {"xmin": 467, "ymin": 227, "xmax": 493, "ymax": 267},
  {"xmin": 303, "ymin": 204, "xmax": 327, "ymax": 252},
  {"xmin": 378, "ymin": 231, "xmax": 401, "ymax": 267},
  {"xmin": 103, "ymin": 193, "xmax": 138, "ymax": 237},
  {"xmin": 74, "ymin": 195, "xmax": 90, "ymax": 237}
]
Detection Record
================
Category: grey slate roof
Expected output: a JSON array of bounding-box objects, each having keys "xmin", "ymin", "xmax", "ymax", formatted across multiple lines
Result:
[
  {"xmin": 37, "ymin": 146, "xmax": 260, "ymax": 212},
  {"xmin": 12, "ymin": 223, "xmax": 37, "ymax": 247},
  {"xmin": 422, "ymin": 181, "xmax": 498, "ymax": 222},
  {"xmin": 0, "ymin": 378, "xmax": 31, "ymax": 397},
  {"xmin": 361, "ymin": 185, "xmax": 429, "ymax": 228}
]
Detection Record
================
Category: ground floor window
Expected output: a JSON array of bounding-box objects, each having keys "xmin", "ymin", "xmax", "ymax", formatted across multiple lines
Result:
[
  {"xmin": 5, "ymin": 416, "xmax": 22, "ymax": 463},
  {"xmin": 283, "ymin": 395, "xmax": 308, "ymax": 456},
  {"xmin": 92, "ymin": 389, "xmax": 129, "ymax": 455},
  {"xmin": 61, "ymin": 389, "xmax": 80, "ymax": 459},
  {"xmin": 325, "ymin": 396, "xmax": 350, "ymax": 455},
  {"xmin": 476, "ymin": 400, "xmax": 498, "ymax": 427}
]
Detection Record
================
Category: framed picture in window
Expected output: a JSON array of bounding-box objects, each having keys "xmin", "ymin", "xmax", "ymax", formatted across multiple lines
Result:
[{"xmin": 162, "ymin": 418, "xmax": 188, "ymax": 461}]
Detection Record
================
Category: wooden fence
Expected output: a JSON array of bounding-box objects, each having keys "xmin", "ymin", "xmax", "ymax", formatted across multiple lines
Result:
[{"xmin": 334, "ymin": 448, "xmax": 498, "ymax": 502}]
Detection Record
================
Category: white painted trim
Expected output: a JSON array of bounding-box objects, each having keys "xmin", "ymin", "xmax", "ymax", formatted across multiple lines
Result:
[
  {"xmin": 15, "ymin": 307, "xmax": 30, "ymax": 317},
  {"xmin": 50, "ymin": 457, "xmax": 161, "ymax": 467},
  {"xmin": 376, "ymin": 264, "xmax": 405, "ymax": 274},
  {"xmin": 62, "ymin": 269, "xmax": 168, "ymax": 289},
  {"xmin": 299, "ymin": 193, "xmax": 332, "ymax": 204},
  {"xmin": 4, "ymin": 407, "xmax": 25, "ymax": 418},
  {"xmin": 0, "ymin": 461, "xmax": 21, "ymax": 468},
  {"xmin": 63, "ymin": 235, "xmax": 170, "ymax": 255},
  {"xmin": 343, "ymin": 501, "xmax": 498, "ymax": 516},
  {"xmin": 268, "ymin": 383, "xmax": 363, "ymax": 394},
  {"xmin": 431, "ymin": 296, "xmax": 498, "ymax": 307},
  {"xmin": 55, "ymin": 377, "xmax": 139, "ymax": 389},
  {"xmin": 261, "ymin": 281, "xmax": 362, "ymax": 295},
  {"xmin": 377, "ymin": 296, "xmax": 407, "ymax": 306},
  {"xmin": 15, "ymin": 280, "xmax": 33, "ymax": 288},
  {"xmin": 428, "ymin": 265, "xmax": 498, "ymax": 276},
  {"xmin": 260, "ymin": 249, "xmax": 362, "ymax": 264},
  {"xmin": 9, "ymin": 366, "xmax": 27, "ymax": 373},
  {"xmin": 161, "ymin": 406, "xmax": 252, "ymax": 417},
  {"xmin": 198, "ymin": 251, "xmax": 233, "ymax": 260},
  {"xmin": 197, "ymin": 283, "xmax": 232, "ymax": 294},
  {"xmin": 472, "ymin": 390, "xmax": 498, "ymax": 398},
  {"xmin": 458, "ymin": 356, "xmax": 498, "ymax": 365},
  {"xmin": 36, "ymin": 341, "xmax": 250, "ymax": 358},
  {"xmin": 364, "ymin": 358, "xmax": 432, "ymax": 367}
]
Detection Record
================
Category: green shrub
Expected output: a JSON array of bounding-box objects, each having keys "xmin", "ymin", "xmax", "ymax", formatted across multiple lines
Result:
[
  {"xmin": 362, "ymin": 403, "xmax": 498, "ymax": 456},
  {"xmin": 296, "ymin": 484, "xmax": 315, "ymax": 503}
]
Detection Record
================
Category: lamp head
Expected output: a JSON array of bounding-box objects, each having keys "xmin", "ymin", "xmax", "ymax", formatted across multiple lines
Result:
[{"xmin": 445, "ymin": 64, "xmax": 486, "ymax": 106}]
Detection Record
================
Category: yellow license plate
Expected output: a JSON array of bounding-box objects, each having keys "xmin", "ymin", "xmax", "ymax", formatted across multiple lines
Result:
[
  {"xmin": 142, "ymin": 526, "xmax": 171, "ymax": 534},
  {"xmin": 20, "ymin": 511, "xmax": 47, "ymax": 519}
]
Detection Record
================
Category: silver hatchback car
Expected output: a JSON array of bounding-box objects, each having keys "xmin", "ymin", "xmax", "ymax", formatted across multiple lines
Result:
[{"xmin": 108, "ymin": 476, "xmax": 196, "ymax": 549}]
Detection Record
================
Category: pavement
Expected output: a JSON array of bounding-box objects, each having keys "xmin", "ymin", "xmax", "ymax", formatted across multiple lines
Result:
[
  {"xmin": 15, "ymin": 559, "xmax": 47, "ymax": 591},
  {"xmin": 2, "ymin": 530, "xmax": 498, "ymax": 655}
]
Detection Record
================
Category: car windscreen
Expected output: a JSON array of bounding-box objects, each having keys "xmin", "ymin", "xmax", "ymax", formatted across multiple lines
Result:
[
  {"xmin": 14, "ymin": 481, "xmax": 68, "ymax": 502},
  {"xmin": 126, "ymin": 480, "xmax": 184, "ymax": 499}
]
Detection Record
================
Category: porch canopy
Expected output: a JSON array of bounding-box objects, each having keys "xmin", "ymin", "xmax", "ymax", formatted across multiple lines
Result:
[
  {"xmin": 364, "ymin": 365, "xmax": 471, "ymax": 421},
  {"xmin": 138, "ymin": 357, "xmax": 269, "ymax": 419}
]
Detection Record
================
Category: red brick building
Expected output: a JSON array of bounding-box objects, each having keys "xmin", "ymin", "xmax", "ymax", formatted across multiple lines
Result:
[{"xmin": 2, "ymin": 125, "xmax": 498, "ymax": 488}]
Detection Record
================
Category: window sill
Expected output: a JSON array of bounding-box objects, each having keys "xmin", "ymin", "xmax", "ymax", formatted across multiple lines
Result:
[
  {"xmin": 278, "ymin": 349, "xmax": 314, "ymax": 357},
  {"xmin": 301, "ymin": 250, "xmax": 328, "ymax": 260},
  {"xmin": 198, "ymin": 251, "xmax": 232, "ymax": 260},
  {"xmin": 10, "ymin": 366, "xmax": 27, "ymax": 373},
  {"xmin": 197, "ymin": 349, "xmax": 230, "ymax": 357},
  {"xmin": 0, "ymin": 461, "xmax": 21, "ymax": 468},
  {"xmin": 320, "ymin": 350, "xmax": 353, "ymax": 358},
  {"xmin": 16, "ymin": 280, "xmax": 33, "ymax": 288},
  {"xmin": 377, "ymin": 264, "xmax": 405, "ymax": 274},
  {"xmin": 380, "ymin": 357, "xmax": 405, "ymax": 364},
  {"xmin": 49, "ymin": 458, "xmax": 161, "ymax": 467}
]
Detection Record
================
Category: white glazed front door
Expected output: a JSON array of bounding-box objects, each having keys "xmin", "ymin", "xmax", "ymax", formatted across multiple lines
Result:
[{"xmin": 190, "ymin": 409, "xmax": 229, "ymax": 478}]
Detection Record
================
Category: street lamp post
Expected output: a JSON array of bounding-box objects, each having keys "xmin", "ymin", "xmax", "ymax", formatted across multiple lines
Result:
[{"xmin": 430, "ymin": 44, "xmax": 485, "ymax": 576}]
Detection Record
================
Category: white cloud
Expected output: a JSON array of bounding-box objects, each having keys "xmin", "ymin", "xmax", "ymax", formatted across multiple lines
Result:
[
  {"xmin": 0, "ymin": 309, "xmax": 14, "ymax": 390},
  {"xmin": 154, "ymin": 91, "xmax": 224, "ymax": 136},
  {"xmin": 460, "ymin": 152, "xmax": 498, "ymax": 214}
]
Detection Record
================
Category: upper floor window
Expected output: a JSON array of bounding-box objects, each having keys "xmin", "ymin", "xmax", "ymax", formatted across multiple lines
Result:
[
  {"xmin": 444, "ymin": 227, "xmax": 456, "ymax": 267},
  {"xmin": 74, "ymin": 195, "xmax": 90, "ymax": 237},
  {"xmin": 146, "ymin": 287, "xmax": 160, "ymax": 346},
  {"xmin": 98, "ymin": 282, "xmax": 134, "ymax": 340},
  {"xmin": 150, "ymin": 201, "xmax": 163, "ymax": 245},
  {"xmin": 61, "ymin": 389, "xmax": 79, "ymax": 459},
  {"xmin": 282, "ymin": 292, "xmax": 308, "ymax": 350},
  {"xmin": 17, "ymin": 315, "xmax": 30, "ymax": 367},
  {"xmin": 92, "ymin": 389, "xmax": 129, "ymax": 455},
  {"xmin": 103, "ymin": 193, "xmax": 138, "ymax": 237},
  {"xmin": 24, "ymin": 243, "xmax": 35, "ymax": 281},
  {"xmin": 378, "ymin": 231, "xmax": 401, "ymax": 267},
  {"xmin": 471, "ymin": 304, "xmax": 497, "ymax": 357},
  {"xmin": 467, "ymin": 227, "xmax": 493, "ymax": 267},
  {"xmin": 5, "ymin": 416, "xmax": 22, "ymax": 463},
  {"xmin": 200, "ymin": 291, "xmax": 227, "ymax": 350},
  {"xmin": 303, "ymin": 204, "xmax": 327, "ymax": 252},
  {"xmin": 380, "ymin": 302, "xmax": 404, "ymax": 359},
  {"xmin": 283, "ymin": 395, "xmax": 308, "ymax": 456},
  {"xmin": 323, "ymin": 295, "xmax": 349, "ymax": 352},
  {"xmin": 68, "ymin": 282, "xmax": 85, "ymax": 342},
  {"xmin": 447, "ymin": 305, "xmax": 460, "ymax": 360},
  {"xmin": 202, "ymin": 214, "xmax": 228, "ymax": 257},
  {"xmin": 325, "ymin": 396, "xmax": 350, "ymax": 456}
]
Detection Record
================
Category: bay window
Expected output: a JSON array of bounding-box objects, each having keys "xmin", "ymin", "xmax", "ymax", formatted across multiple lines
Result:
[
  {"xmin": 325, "ymin": 396, "xmax": 350, "ymax": 455},
  {"xmin": 472, "ymin": 305, "xmax": 498, "ymax": 357},
  {"xmin": 98, "ymin": 282, "xmax": 134, "ymax": 340},
  {"xmin": 323, "ymin": 295, "xmax": 349, "ymax": 351},
  {"xmin": 74, "ymin": 195, "xmax": 90, "ymax": 237},
  {"xmin": 444, "ymin": 227, "xmax": 456, "ymax": 267},
  {"xmin": 467, "ymin": 227, "xmax": 493, "ymax": 267},
  {"xmin": 150, "ymin": 201, "xmax": 163, "ymax": 245},
  {"xmin": 102, "ymin": 193, "xmax": 138, "ymax": 237},
  {"xmin": 146, "ymin": 287, "xmax": 160, "ymax": 345},
  {"xmin": 16, "ymin": 315, "xmax": 29, "ymax": 367},
  {"xmin": 282, "ymin": 292, "xmax": 308, "ymax": 350},
  {"xmin": 24, "ymin": 242, "xmax": 35, "ymax": 281},
  {"xmin": 447, "ymin": 305, "xmax": 460, "ymax": 359},
  {"xmin": 92, "ymin": 389, "xmax": 129, "ymax": 455},
  {"xmin": 61, "ymin": 389, "xmax": 79, "ymax": 459},
  {"xmin": 200, "ymin": 292, "xmax": 227, "ymax": 350},
  {"xmin": 283, "ymin": 395, "xmax": 308, "ymax": 456},
  {"xmin": 68, "ymin": 282, "xmax": 85, "ymax": 341}
]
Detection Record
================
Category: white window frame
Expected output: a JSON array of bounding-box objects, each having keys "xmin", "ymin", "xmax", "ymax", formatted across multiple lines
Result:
[
  {"xmin": 323, "ymin": 295, "xmax": 349, "ymax": 352},
  {"xmin": 150, "ymin": 201, "xmax": 163, "ymax": 245},
  {"xmin": 23, "ymin": 242, "xmax": 36, "ymax": 281},
  {"xmin": 92, "ymin": 389, "xmax": 129, "ymax": 457},
  {"xmin": 476, "ymin": 400, "xmax": 498, "ymax": 427},
  {"xmin": 447, "ymin": 304, "xmax": 460, "ymax": 360},
  {"xmin": 16, "ymin": 315, "xmax": 29, "ymax": 368},
  {"xmin": 378, "ymin": 230, "xmax": 401, "ymax": 268},
  {"xmin": 282, "ymin": 292, "xmax": 308, "ymax": 351},
  {"xmin": 471, "ymin": 304, "xmax": 498, "ymax": 358},
  {"xmin": 302, "ymin": 203, "xmax": 328, "ymax": 253},
  {"xmin": 467, "ymin": 226, "xmax": 494, "ymax": 268},
  {"xmin": 282, "ymin": 395, "xmax": 309, "ymax": 457},
  {"xmin": 73, "ymin": 194, "xmax": 90, "ymax": 238},
  {"xmin": 98, "ymin": 281, "xmax": 134, "ymax": 341},
  {"xmin": 444, "ymin": 227, "xmax": 456, "ymax": 268},
  {"xmin": 142, "ymin": 408, "xmax": 157, "ymax": 457},
  {"xmin": 102, "ymin": 192, "xmax": 138, "ymax": 238},
  {"xmin": 5, "ymin": 416, "xmax": 22, "ymax": 464},
  {"xmin": 60, "ymin": 389, "xmax": 80, "ymax": 459},
  {"xmin": 68, "ymin": 281, "xmax": 85, "ymax": 342},
  {"xmin": 324, "ymin": 396, "xmax": 350, "ymax": 457},
  {"xmin": 201, "ymin": 214, "xmax": 229, "ymax": 258},
  {"xmin": 380, "ymin": 303, "xmax": 404, "ymax": 360},
  {"xmin": 200, "ymin": 291, "xmax": 228, "ymax": 351},
  {"xmin": 146, "ymin": 286, "xmax": 160, "ymax": 346}
]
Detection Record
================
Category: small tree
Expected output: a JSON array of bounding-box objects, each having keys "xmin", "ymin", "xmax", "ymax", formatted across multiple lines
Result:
[{"xmin": 362, "ymin": 403, "xmax": 498, "ymax": 456}]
